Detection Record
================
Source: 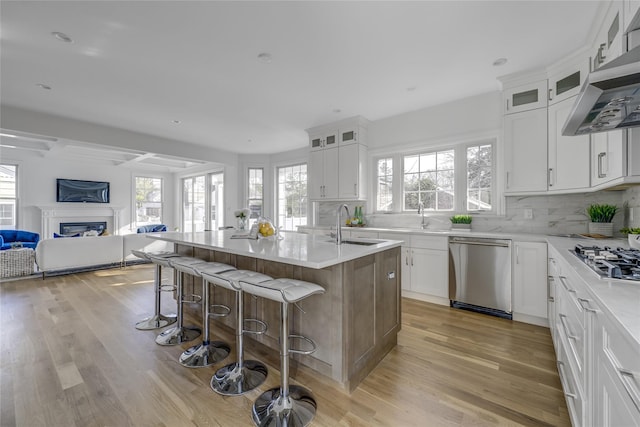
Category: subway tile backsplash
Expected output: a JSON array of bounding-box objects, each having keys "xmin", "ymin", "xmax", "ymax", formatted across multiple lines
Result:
[{"xmin": 315, "ymin": 190, "xmax": 629, "ymax": 236}]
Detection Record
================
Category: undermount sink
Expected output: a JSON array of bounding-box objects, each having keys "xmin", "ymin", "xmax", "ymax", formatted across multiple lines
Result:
[{"xmin": 341, "ymin": 238, "xmax": 382, "ymax": 246}]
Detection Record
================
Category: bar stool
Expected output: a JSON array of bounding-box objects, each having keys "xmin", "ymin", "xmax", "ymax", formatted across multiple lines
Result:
[
  {"xmin": 153, "ymin": 256, "xmax": 207, "ymax": 346},
  {"xmin": 132, "ymin": 250, "xmax": 179, "ymax": 330},
  {"xmin": 198, "ymin": 268, "xmax": 271, "ymax": 395},
  {"xmin": 240, "ymin": 278, "xmax": 325, "ymax": 427},
  {"xmin": 173, "ymin": 259, "xmax": 235, "ymax": 367}
]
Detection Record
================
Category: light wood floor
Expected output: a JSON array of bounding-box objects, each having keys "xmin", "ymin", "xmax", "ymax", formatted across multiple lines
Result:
[{"xmin": 1, "ymin": 265, "xmax": 570, "ymax": 426}]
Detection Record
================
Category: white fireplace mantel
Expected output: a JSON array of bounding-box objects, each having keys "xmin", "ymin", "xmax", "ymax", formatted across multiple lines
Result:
[{"xmin": 37, "ymin": 205, "xmax": 124, "ymax": 238}]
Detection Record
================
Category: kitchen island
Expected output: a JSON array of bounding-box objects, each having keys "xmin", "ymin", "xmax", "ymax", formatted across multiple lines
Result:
[{"xmin": 147, "ymin": 230, "xmax": 402, "ymax": 392}]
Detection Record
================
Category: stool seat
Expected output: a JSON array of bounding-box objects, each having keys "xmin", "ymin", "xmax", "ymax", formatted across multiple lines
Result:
[
  {"xmin": 147, "ymin": 252, "xmax": 182, "ymax": 268},
  {"xmin": 133, "ymin": 250, "xmax": 178, "ymax": 330},
  {"xmin": 203, "ymin": 269, "xmax": 272, "ymax": 291},
  {"xmin": 168, "ymin": 256, "xmax": 210, "ymax": 276},
  {"xmin": 240, "ymin": 278, "xmax": 325, "ymax": 304}
]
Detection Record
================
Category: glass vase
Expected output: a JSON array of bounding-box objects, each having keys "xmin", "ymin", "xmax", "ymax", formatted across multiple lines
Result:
[{"xmin": 237, "ymin": 217, "xmax": 247, "ymax": 231}]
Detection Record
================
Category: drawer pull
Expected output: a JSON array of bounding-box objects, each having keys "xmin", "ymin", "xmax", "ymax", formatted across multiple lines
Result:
[
  {"xmin": 559, "ymin": 314, "xmax": 577, "ymax": 341},
  {"xmin": 559, "ymin": 276, "xmax": 576, "ymax": 293},
  {"xmin": 557, "ymin": 361, "xmax": 577, "ymax": 399},
  {"xmin": 619, "ymin": 368, "xmax": 640, "ymax": 412},
  {"xmin": 577, "ymin": 298, "xmax": 599, "ymax": 313}
]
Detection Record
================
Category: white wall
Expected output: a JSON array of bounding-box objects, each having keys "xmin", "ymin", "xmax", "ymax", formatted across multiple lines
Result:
[{"xmin": 4, "ymin": 150, "xmax": 174, "ymax": 237}]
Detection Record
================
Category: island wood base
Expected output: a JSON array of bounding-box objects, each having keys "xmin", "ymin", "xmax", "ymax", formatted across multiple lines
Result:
[{"xmin": 176, "ymin": 244, "xmax": 401, "ymax": 392}]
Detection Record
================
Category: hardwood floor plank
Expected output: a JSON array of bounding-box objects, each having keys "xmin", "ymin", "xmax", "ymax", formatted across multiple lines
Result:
[{"xmin": 1, "ymin": 265, "xmax": 570, "ymax": 426}]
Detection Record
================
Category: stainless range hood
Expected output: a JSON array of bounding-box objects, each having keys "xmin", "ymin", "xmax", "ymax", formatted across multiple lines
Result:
[{"xmin": 562, "ymin": 45, "xmax": 640, "ymax": 136}]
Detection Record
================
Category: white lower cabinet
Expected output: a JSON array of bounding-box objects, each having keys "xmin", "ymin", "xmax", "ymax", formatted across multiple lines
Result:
[
  {"xmin": 512, "ymin": 241, "xmax": 548, "ymax": 325},
  {"xmin": 549, "ymin": 244, "xmax": 640, "ymax": 427},
  {"xmin": 379, "ymin": 233, "xmax": 448, "ymax": 305},
  {"xmin": 593, "ymin": 305, "xmax": 640, "ymax": 427}
]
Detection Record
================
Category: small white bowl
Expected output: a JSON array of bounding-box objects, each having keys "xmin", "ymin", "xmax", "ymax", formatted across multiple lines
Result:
[{"xmin": 628, "ymin": 234, "xmax": 640, "ymax": 249}]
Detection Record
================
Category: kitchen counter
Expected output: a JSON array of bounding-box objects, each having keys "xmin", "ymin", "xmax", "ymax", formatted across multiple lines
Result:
[
  {"xmin": 546, "ymin": 236, "xmax": 640, "ymax": 346},
  {"xmin": 146, "ymin": 229, "xmax": 402, "ymax": 392},
  {"xmin": 147, "ymin": 229, "xmax": 402, "ymax": 269}
]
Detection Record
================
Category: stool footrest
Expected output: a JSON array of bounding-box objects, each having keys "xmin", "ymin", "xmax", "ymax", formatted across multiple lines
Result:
[
  {"xmin": 243, "ymin": 318, "xmax": 267, "ymax": 335},
  {"xmin": 160, "ymin": 284, "xmax": 177, "ymax": 292},
  {"xmin": 209, "ymin": 304, "xmax": 231, "ymax": 317},
  {"xmin": 287, "ymin": 334, "xmax": 317, "ymax": 355},
  {"xmin": 182, "ymin": 294, "xmax": 202, "ymax": 304}
]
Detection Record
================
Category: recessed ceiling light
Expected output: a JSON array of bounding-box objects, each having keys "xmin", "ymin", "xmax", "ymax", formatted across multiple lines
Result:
[
  {"xmin": 36, "ymin": 83, "xmax": 52, "ymax": 90},
  {"xmin": 257, "ymin": 53, "xmax": 272, "ymax": 64},
  {"xmin": 333, "ymin": 109, "xmax": 342, "ymax": 113},
  {"xmin": 248, "ymin": 138, "xmax": 253, "ymax": 143},
  {"xmin": 493, "ymin": 58, "xmax": 508, "ymax": 66},
  {"xmin": 172, "ymin": 120, "xmax": 181, "ymax": 124},
  {"xmin": 406, "ymin": 86, "xmax": 417, "ymax": 92},
  {"xmin": 52, "ymin": 31, "xmax": 73, "ymax": 43}
]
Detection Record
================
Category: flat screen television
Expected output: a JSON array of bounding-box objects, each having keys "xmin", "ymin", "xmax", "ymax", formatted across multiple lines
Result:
[{"xmin": 56, "ymin": 179, "xmax": 110, "ymax": 203}]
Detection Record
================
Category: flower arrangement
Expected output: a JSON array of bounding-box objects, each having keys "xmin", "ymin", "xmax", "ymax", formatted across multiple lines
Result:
[{"xmin": 234, "ymin": 208, "xmax": 251, "ymax": 219}]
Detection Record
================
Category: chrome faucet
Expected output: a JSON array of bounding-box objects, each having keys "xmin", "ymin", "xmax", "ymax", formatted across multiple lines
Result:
[
  {"xmin": 336, "ymin": 204, "xmax": 350, "ymax": 245},
  {"xmin": 418, "ymin": 202, "xmax": 427, "ymax": 229}
]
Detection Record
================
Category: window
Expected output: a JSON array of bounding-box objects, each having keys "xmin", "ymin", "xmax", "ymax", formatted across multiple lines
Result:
[
  {"xmin": 276, "ymin": 163, "xmax": 307, "ymax": 231},
  {"xmin": 247, "ymin": 168, "xmax": 263, "ymax": 226},
  {"xmin": 376, "ymin": 158, "xmax": 393, "ymax": 211},
  {"xmin": 377, "ymin": 140, "xmax": 495, "ymax": 214},
  {"xmin": 135, "ymin": 177, "xmax": 163, "ymax": 227},
  {"xmin": 466, "ymin": 144, "xmax": 492, "ymax": 211},
  {"xmin": 181, "ymin": 173, "xmax": 224, "ymax": 232},
  {"xmin": 403, "ymin": 149, "xmax": 455, "ymax": 211},
  {"xmin": 0, "ymin": 164, "xmax": 16, "ymax": 228}
]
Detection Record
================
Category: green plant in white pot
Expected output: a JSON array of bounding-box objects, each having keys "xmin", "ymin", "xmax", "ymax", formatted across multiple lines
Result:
[
  {"xmin": 621, "ymin": 227, "xmax": 640, "ymax": 249},
  {"xmin": 586, "ymin": 204, "xmax": 618, "ymax": 237},
  {"xmin": 450, "ymin": 215, "xmax": 472, "ymax": 230}
]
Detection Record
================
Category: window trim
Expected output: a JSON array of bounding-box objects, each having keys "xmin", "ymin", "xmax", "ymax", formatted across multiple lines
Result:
[
  {"xmin": 134, "ymin": 175, "xmax": 164, "ymax": 228},
  {"xmin": 275, "ymin": 161, "xmax": 308, "ymax": 232},
  {"xmin": 247, "ymin": 167, "xmax": 264, "ymax": 227}
]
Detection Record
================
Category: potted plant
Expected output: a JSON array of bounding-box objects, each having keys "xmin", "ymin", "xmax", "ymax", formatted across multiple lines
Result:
[
  {"xmin": 620, "ymin": 227, "xmax": 640, "ymax": 249},
  {"xmin": 450, "ymin": 214, "xmax": 472, "ymax": 230},
  {"xmin": 586, "ymin": 204, "xmax": 618, "ymax": 237}
]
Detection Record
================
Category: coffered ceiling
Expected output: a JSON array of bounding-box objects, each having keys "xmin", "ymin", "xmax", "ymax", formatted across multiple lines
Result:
[{"xmin": 1, "ymin": 1, "xmax": 603, "ymax": 160}]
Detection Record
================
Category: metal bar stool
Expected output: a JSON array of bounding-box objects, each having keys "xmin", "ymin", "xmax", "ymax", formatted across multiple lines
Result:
[
  {"xmin": 131, "ymin": 250, "xmax": 178, "ymax": 330},
  {"xmin": 153, "ymin": 255, "xmax": 206, "ymax": 346},
  {"xmin": 198, "ymin": 268, "xmax": 272, "ymax": 395},
  {"xmin": 172, "ymin": 259, "xmax": 234, "ymax": 367},
  {"xmin": 240, "ymin": 278, "xmax": 325, "ymax": 427}
]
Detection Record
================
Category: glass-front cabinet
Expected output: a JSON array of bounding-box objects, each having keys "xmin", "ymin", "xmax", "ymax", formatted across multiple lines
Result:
[
  {"xmin": 547, "ymin": 58, "xmax": 589, "ymax": 106},
  {"xmin": 503, "ymin": 80, "xmax": 548, "ymax": 115}
]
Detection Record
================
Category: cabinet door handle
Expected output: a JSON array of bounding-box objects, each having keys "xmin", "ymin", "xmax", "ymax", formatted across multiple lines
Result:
[
  {"xmin": 411, "ymin": 250, "xmax": 414, "ymax": 266},
  {"xmin": 598, "ymin": 152, "xmax": 607, "ymax": 178},
  {"xmin": 547, "ymin": 276, "xmax": 554, "ymax": 300},
  {"xmin": 506, "ymin": 171, "xmax": 510, "ymax": 189},
  {"xmin": 354, "ymin": 183, "xmax": 357, "ymax": 196},
  {"xmin": 619, "ymin": 369, "xmax": 640, "ymax": 412},
  {"xmin": 405, "ymin": 249, "xmax": 409, "ymax": 266},
  {"xmin": 548, "ymin": 88, "xmax": 553, "ymax": 101},
  {"xmin": 516, "ymin": 246, "xmax": 520, "ymax": 264},
  {"xmin": 548, "ymin": 168, "xmax": 554, "ymax": 187},
  {"xmin": 559, "ymin": 276, "xmax": 576, "ymax": 293},
  {"xmin": 557, "ymin": 361, "xmax": 577, "ymax": 399},
  {"xmin": 506, "ymin": 99, "xmax": 510, "ymax": 111},
  {"xmin": 577, "ymin": 297, "xmax": 599, "ymax": 313},
  {"xmin": 559, "ymin": 314, "xmax": 577, "ymax": 341}
]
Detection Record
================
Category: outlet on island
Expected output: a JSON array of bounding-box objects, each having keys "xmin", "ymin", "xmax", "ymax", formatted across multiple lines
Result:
[{"xmin": 524, "ymin": 208, "xmax": 533, "ymax": 220}]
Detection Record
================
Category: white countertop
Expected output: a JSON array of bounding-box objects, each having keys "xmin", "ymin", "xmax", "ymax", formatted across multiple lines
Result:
[
  {"xmin": 546, "ymin": 236, "xmax": 640, "ymax": 347},
  {"xmin": 147, "ymin": 230, "xmax": 402, "ymax": 269}
]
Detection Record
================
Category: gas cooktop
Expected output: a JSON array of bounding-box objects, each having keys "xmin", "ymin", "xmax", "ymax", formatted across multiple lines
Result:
[{"xmin": 571, "ymin": 244, "xmax": 640, "ymax": 281}]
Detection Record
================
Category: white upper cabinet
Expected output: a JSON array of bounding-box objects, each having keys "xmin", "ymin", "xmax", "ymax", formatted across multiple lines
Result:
[
  {"xmin": 504, "ymin": 107, "xmax": 548, "ymax": 194},
  {"xmin": 503, "ymin": 80, "xmax": 548, "ymax": 114},
  {"xmin": 591, "ymin": 129, "xmax": 627, "ymax": 187},
  {"xmin": 593, "ymin": 2, "xmax": 623, "ymax": 70},
  {"xmin": 307, "ymin": 116, "xmax": 369, "ymax": 201},
  {"xmin": 547, "ymin": 58, "xmax": 590, "ymax": 106},
  {"xmin": 548, "ymin": 96, "xmax": 591, "ymax": 192},
  {"xmin": 623, "ymin": 0, "xmax": 640, "ymax": 33}
]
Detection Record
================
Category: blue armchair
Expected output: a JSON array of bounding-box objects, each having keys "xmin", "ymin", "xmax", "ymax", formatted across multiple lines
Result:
[
  {"xmin": 0, "ymin": 230, "xmax": 40, "ymax": 250},
  {"xmin": 136, "ymin": 224, "xmax": 167, "ymax": 233}
]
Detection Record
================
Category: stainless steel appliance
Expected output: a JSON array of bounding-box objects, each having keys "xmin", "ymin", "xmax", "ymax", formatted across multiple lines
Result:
[
  {"xmin": 449, "ymin": 236, "xmax": 512, "ymax": 319},
  {"xmin": 570, "ymin": 244, "xmax": 640, "ymax": 281}
]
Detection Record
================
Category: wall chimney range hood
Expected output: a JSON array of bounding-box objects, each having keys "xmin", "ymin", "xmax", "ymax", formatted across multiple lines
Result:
[{"xmin": 562, "ymin": 45, "xmax": 640, "ymax": 136}]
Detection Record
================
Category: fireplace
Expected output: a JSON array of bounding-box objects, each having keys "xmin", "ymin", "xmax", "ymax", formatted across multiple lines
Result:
[
  {"xmin": 37, "ymin": 206, "xmax": 123, "ymax": 238},
  {"xmin": 60, "ymin": 221, "xmax": 107, "ymax": 235}
]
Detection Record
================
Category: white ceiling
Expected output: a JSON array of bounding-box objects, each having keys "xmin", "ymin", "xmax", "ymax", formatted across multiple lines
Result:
[{"xmin": 1, "ymin": 1, "xmax": 603, "ymax": 157}]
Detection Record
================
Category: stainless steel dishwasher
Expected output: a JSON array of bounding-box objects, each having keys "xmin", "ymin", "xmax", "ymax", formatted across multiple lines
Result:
[{"xmin": 448, "ymin": 236, "xmax": 512, "ymax": 319}]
